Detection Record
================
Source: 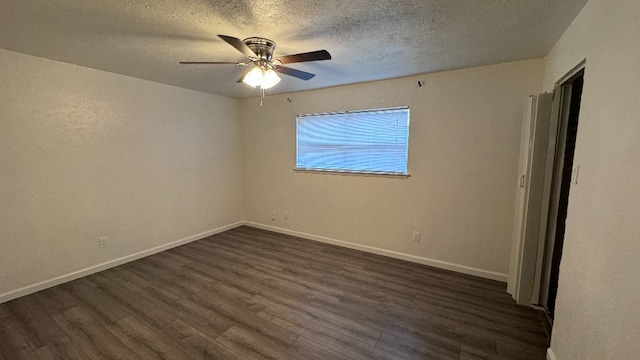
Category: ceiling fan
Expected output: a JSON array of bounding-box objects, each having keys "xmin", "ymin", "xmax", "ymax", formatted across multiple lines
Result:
[{"xmin": 180, "ymin": 35, "xmax": 331, "ymax": 91}]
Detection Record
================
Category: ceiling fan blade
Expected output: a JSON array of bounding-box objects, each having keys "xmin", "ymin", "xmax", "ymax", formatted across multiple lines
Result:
[
  {"xmin": 237, "ymin": 69, "xmax": 251, "ymax": 83},
  {"xmin": 179, "ymin": 61, "xmax": 240, "ymax": 64},
  {"xmin": 218, "ymin": 34, "xmax": 257, "ymax": 59},
  {"xmin": 275, "ymin": 66, "xmax": 316, "ymax": 81},
  {"xmin": 275, "ymin": 50, "xmax": 331, "ymax": 64}
]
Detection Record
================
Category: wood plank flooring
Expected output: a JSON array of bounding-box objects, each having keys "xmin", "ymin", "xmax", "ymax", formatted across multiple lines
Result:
[{"xmin": 0, "ymin": 226, "xmax": 550, "ymax": 359}]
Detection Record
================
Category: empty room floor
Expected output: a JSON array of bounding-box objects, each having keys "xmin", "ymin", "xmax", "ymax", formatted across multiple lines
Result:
[{"xmin": 0, "ymin": 226, "xmax": 550, "ymax": 360}]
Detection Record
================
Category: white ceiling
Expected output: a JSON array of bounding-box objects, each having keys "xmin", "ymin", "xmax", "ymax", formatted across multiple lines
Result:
[{"xmin": 0, "ymin": 0, "xmax": 588, "ymax": 99}]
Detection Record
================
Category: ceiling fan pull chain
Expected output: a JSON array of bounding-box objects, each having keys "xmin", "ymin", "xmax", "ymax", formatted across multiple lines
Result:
[{"xmin": 260, "ymin": 87, "xmax": 265, "ymax": 106}]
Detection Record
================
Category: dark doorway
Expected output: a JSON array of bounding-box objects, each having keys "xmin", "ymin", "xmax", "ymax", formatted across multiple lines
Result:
[{"xmin": 545, "ymin": 71, "xmax": 584, "ymax": 318}]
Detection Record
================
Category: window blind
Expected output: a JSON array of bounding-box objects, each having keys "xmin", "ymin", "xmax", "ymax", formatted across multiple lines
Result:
[{"xmin": 296, "ymin": 107, "xmax": 410, "ymax": 175}]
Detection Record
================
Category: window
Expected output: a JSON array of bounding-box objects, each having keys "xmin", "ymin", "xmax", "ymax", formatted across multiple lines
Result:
[{"xmin": 296, "ymin": 107, "xmax": 410, "ymax": 176}]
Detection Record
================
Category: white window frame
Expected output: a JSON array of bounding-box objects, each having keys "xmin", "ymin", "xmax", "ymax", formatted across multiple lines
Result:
[{"xmin": 295, "ymin": 106, "xmax": 410, "ymax": 177}]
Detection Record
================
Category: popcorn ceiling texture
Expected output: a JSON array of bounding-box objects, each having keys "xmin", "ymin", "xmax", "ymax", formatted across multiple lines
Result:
[{"xmin": 0, "ymin": 0, "xmax": 587, "ymax": 99}]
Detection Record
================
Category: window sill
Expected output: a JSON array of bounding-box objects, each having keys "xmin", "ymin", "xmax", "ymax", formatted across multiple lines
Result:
[{"xmin": 293, "ymin": 168, "xmax": 410, "ymax": 178}]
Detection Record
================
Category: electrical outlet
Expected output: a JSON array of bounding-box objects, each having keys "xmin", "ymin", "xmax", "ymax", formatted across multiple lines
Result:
[
  {"xmin": 284, "ymin": 211, "xmax": 289, "ymax": 219},
  {"xmin": 270, "ymin": 211, "xmax": 276, "ymax": 221},
  {"xmin": 412, "ymin": 231, "xmax": 421, "ymax": 243},
  {"xmin": 98, "ymin": 236, "xmax": 109, "ymax": 249}
]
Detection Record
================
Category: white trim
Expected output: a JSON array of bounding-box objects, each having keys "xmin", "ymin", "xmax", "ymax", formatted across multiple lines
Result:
[
  {"xmin": 555, "ymin": 59, "xmax": 586, "ymax": 87},
  {"xmin": 293, "ymin": 168, "xmax": 410, "ymax": 178},
  {"xmin": 1, "ymin": 220, "xmax": 509, "ymax": 304},
  {"xmin": 0, "ymin": 222, "xmax": 244, "ymax": 304},
  {"xmin": 547, "ymin": 348, "xmax": 557, "ymax": 360},
  {"xmin": 244, "ymin": 222, "xmax": 508, "ymax": 282}
]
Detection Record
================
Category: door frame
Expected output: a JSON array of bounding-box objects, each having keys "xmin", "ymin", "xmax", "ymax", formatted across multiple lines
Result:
[{"xmin": 537, "ymin": 61, "xmax": 586, "ymax": 309}]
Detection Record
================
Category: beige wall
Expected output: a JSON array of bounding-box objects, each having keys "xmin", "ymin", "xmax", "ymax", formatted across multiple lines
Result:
[
  {"xmin": 0, "ymin": 49, "xmax": 244, "ymax": 300},
  {"xmin": 542, "ymin": 0, "xmax": 640, "ymax": 359},
  {"xmin": 241, "ymin": 59, "xmax": 544, "ymax": 280}
]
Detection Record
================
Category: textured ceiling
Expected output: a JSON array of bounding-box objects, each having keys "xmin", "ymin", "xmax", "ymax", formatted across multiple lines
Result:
[{"xmin": 0, "ymin": 0, "xmax": 588, "ymax": 99}]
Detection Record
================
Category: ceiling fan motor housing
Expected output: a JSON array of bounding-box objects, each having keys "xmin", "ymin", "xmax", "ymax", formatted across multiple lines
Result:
[{"xmin": 243, "ymin": 37, "xmax": 276, "ymax": 61}]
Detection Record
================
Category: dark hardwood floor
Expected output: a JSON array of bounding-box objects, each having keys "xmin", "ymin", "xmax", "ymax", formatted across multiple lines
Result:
[{"xmin": 0, "ymin": 226, "xmax": 550, "ymax": 359}]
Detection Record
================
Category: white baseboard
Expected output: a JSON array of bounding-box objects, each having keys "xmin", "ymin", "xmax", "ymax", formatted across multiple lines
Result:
[
  {"xmin": 0, "ymin": 221, "xmax": 244, "ymax": 304},
  {"xmin": 243, "ymin": 222, "xmax": 508, "ymax": 282},
  {"xmin": 547, "ymin": 348, "xmax": 557, "ymax": 360},
  {"xmin": 1, "ymin": 220, "xmax": 508, "ymax": 304}
]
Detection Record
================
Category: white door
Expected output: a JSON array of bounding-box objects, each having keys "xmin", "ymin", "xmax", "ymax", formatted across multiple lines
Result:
[{"xmin": 507, "ymin": 93, "xmax": 554, "ymax": 306}]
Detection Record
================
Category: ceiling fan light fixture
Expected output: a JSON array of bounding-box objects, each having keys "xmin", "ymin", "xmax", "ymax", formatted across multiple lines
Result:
[
  {"xmin": 241, "ymin": 66, "xmax": 281, "ymax": 90},
  {"xmin": 261, "ymin": 69, "xmax": 281, "ymax": 89},
  {"xmin": 242, "ymin": 67, "xmax": 264, "ymax": 88}
]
